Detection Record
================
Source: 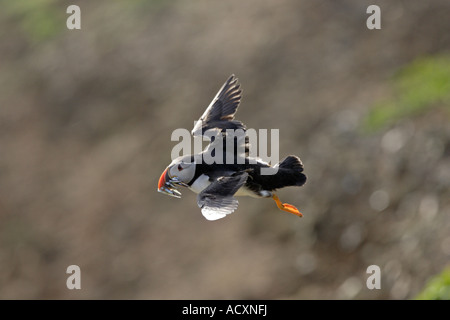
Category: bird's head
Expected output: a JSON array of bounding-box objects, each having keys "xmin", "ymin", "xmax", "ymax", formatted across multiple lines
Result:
[{"xmin": 157, "ymin": 156, "xmax": 196, "ymax": 198}]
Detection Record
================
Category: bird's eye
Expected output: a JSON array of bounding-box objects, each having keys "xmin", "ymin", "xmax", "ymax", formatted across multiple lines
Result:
[{"xmin": 178, "ymin": 164, "xmax": 184, "ymax": 171}]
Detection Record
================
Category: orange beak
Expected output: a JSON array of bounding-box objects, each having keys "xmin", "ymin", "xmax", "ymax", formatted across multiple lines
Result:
[
  {"xmin": 158, "ymin": 168, "xmax": 169, "ymax": 190},
  {"xmin": 157, "ymin": 167, "xmax": 182, "ymax": 198}
]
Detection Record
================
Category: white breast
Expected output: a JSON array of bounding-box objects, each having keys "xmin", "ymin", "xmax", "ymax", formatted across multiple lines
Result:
[
  {"xmin": 189, "ymin": 174, "xmax": 212, "ymax": 194},
  {"xmin": 234, "ymin": 185, "xmax": 261, "ymax": 198}
]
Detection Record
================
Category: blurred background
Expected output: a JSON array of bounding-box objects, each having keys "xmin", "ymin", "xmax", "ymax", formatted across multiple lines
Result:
[{"xmin": 0, "ymin": 0, "xmax": 449, "ymax": 299}]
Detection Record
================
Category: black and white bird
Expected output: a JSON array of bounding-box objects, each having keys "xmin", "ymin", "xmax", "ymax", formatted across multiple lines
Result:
[{"xmin": 158, "ymin": 75, "xmax": 307, "ymax": 221}]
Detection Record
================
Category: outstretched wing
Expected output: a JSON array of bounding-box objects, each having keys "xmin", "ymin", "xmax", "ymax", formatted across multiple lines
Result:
[
  {"xmin": 197, "ymin": 171, "xmax": 249, "ymax": 221},
  {"xmin": 192, "ymin": 75, "xmax": 246, "ymax": 136}
]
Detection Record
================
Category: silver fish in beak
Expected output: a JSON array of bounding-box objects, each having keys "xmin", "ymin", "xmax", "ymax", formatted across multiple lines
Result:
[{"xmin": 157, "ymin": 168, "xmax": 188, "ymax": 198}]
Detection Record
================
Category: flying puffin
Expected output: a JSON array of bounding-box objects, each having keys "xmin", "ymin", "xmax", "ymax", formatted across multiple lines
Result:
[{"xmin": 157, "ymin": 75, "xmax": 307, "ymax": 221}]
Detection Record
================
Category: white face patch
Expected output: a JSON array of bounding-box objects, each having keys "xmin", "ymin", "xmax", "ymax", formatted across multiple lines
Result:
[{"xmin": 168, "ymin": 158, "xmax": 196, "ymax": 186}]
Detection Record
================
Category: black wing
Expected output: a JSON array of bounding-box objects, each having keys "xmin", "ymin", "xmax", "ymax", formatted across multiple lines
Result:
[
  {"xmin": 197, "ymin": 171, "xmax": 249, "ymax": 221},
  {"xmin": 192, "ymin": 75, "xmax": 246, "ymax": 136}
]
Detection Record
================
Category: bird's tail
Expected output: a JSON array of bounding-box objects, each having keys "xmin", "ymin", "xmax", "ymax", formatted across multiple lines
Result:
[
  {"xmin": 247, "ymin": 155, "xmax": 307, "ymax": 191},
  {"xmin": 274, "ymin": 155, "xmax": 307, "ymax": 187}
]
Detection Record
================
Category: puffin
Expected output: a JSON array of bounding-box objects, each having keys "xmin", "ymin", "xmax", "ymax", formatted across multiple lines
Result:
[{"xmin": 157, "ymin": 75, "xmax": 307, "ymax": 221}]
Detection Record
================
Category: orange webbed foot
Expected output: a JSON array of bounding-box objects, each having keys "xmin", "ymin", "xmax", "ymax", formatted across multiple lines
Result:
[{"xmin": 272, "ymin": 194, "xmax": 303, "ymax": 217}]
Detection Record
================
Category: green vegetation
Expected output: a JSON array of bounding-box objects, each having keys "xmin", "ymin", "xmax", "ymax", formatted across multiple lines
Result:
[
  {"xmin": 416, "ymin": 267, "xmax": 450, "ymax": 300},
  {"xmin": 0, "ymin": 0, "xmax": 171, "ymax": 42},
  {"xmin": 1, "ymin": 0, "xmax": 62, "ymax": 42},
  {"xmin": 364, "ymin": 55, "xmax": 450, "ymax": 131}
]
